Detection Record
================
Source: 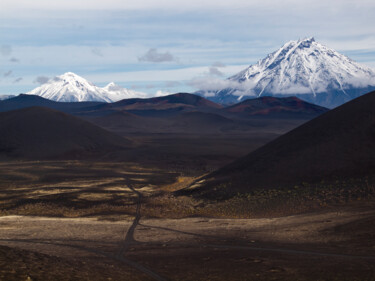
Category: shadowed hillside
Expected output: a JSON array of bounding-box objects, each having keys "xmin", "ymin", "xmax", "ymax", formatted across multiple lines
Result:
[
  {"xmin": 0, "ymin": 107, "xmax": 132, "ymax": 159},
  {"xmin": 0, "ymin": 94, "xmax": 103, "ymax": 113},
  {"xmin": 88, "ymin": 92, "xmax": 223, "ymax": 118},
  {"xmin": 185, "ymin": 90, "xmax": 375, "ymax": 197},
  {"xmin": 223, "ymin": 96, "xmax": 328, "ymax": 118}
]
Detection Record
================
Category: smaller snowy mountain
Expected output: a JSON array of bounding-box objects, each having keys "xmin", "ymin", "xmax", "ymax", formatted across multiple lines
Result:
[
  {"xmin": 199, "ymin": 38, "xmax": 375, "ymax": 108},
  {"xmin": 103, "ymin": 82, "xmax": 147, "ymax": 101},
  {"xmin": 26, "ymin": 72, "xmax": 147, "ymax": 102}
]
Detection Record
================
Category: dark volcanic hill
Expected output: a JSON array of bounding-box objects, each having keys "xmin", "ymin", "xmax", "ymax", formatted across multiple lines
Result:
[
  {"xmin": 90, "ymin": 111, "xmax": 171, "ymax": 134},
  {"xmin": 0, "ymin": 107, "xmax": 132, "ymax": 159},
  {"xmin": 185, "ymin": 90, "xmax": 375, "ymax": 197},
  {"xmin": 0, "ymin": 93, "xmax": 327, "ymax": 137},
  {"xmin": 94, "ymin": 93, "xmax": 223, "ymax": 116},
  {"xmin": 164, "ymin": 112, "xmax": 236, "ymax": 134},
  {"xmin": 0, "ymin": 94, "xmax": 104, "ymax": 114},
  {"xmin": 223, "ymin": 96, "xmax": 328, "ymax": 118}
]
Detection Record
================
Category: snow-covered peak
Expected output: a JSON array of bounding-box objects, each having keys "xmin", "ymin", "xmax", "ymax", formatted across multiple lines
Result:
[
  {"xmin": 229, "ymin": 37, "xmax": 375, "ymax": 97},
  {"xmin": 26, "ymin": 72, "xmax": 110, "ymax": 102},
  {"xmin": 26, "ymin": 73, "xmax": 148, "ymax": 102}
]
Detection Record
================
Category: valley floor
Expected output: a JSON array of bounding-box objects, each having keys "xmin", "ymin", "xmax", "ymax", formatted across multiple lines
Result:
[
  {"xmin": 0, "ymin": 160, "xmax": 374, "ymax": 280},
  {"xmin": 0, "ymin": 206, "xmax": 375, "ymax": 281}
]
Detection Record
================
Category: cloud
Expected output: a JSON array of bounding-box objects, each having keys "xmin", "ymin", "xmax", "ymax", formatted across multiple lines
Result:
[
  {"xmin": 164, "ymin": 81, "xmax": 181, "ymax": 87},
  {"xmin": 0, "ymin": 45, "xmax": 12, "ymax": 56},
  {"xmin": 3, "ymin": 70, "xmax": 12, "ymax": 77},
  {"xmin": 208, "ymin": 66, "xmax": 224, "ymax": 76},
  {"xmin": 53, "ymin": 76, "xmax": 62, "ymax": 82},
  {"xmin": 207, "ymin": 62, "xmax": 226, "ymax": 76},
  {"xmin": 91, "ymin": 47, "xmax": 103, "ymax": 57},
  {"xmin": 138, "ymin": 48, "xmax": 176, "ymax": 63},
  {"xmin": 33, "ymin": 76, "xmax": 50, "ymax": 84},
  {"xmin": 154, "ymin": 90, "xmax": 172, "ymax": 97},
  {"xmin": 212, "ymin": 61, "xmax": 226, "ymax": 67},
  {"xmin": 13, "ymin": 77, "xmax": 23, "ymax": 83},
  {"xmin": 188, "ymin": 76, "xmax": 257, "ymax": 97},
  {"xmin": 9, "ymin": 57, "xmax": 19, "ymax": 62}
]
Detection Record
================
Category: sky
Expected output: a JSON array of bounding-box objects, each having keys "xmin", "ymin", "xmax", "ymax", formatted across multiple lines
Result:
[{"xmin": 0, "ymin": 0, "xmax": 375, "ymax": 96}]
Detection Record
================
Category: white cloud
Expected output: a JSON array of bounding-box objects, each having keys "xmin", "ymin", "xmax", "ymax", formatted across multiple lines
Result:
[
  {"xmin": 212, "ymin": 61, "xmax": 226, "ymax": 67},
  {"xmin": 154, "ymin": 90, "xmax": 172, "ymax": 97},
  {"xmin": 3, "ymin": 70, "xmax": 12, "ymax": 77},
  {"xmin": 91, "ymin": 47, "xmax": 104, "ymax": 57},
  {"xmin": 33, "ymin": 76, "xmax": 50, "ymax": 84},
  {"xmin": 208, "ymin": 66, "xmax": 224, "ymax": 76},
  {"xmin": 13, "ymin": 77, "xmax": 23, "ymax": 83},
  {"xmin": 138, "ymin": 48, "xmax": 176, "ymax": 63},
  {"xmin": 188, "ymin": 76, "xmax": 256, "ymax": 96}
]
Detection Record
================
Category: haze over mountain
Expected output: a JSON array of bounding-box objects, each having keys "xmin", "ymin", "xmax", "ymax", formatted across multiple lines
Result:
[
  {"xmin": 198, "ymin": 38, "xmax": 375, "ymax": 108},
  {"xmin": 185, "ymin": 90, "xmax": 375, "ymax": 198},
  {"xmin": 0, "ymin": 95, "xmax": 15, "ymax": 101},
  {"xmin": 26, "ymin": 72, "xmax": 147, "ymax": 102}
]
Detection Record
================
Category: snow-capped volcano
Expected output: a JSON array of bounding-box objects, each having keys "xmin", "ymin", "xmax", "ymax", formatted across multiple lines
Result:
[
  {"xmin": 202, "ymin": 38, "xmax": 375, "ymax": 108},
  {"xmin": 26, "ymin": 72, "xmax": 147, "ymax": 102}
]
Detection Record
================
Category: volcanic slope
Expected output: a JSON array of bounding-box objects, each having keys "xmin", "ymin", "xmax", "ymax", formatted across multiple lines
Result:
[
  {"xmin": 0, "ymin": 107, "xmax": 132, "ymax": 159},
  {"xmin": 222, "ymin": 96, "xmax": 328, "ymax": 118},
  {"xmin": 187, "ymin": 90, "xmax": 375, "ymax": 197},
  {"xmin": 95, "ymin": 92, "xmax": 223, "ymax": 116},
  {"xmin": 0, "ymin": 94, "xmax": 103, "ymax": 114}
]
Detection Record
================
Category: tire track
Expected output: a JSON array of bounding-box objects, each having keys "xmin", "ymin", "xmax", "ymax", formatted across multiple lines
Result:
[
  {"xmin": 115, "ymin": 182, "xmax": 168, "ymax": 281},
  {"xmin": 116, "ymin": 184, "xmax": 142, "ymax": 258}
]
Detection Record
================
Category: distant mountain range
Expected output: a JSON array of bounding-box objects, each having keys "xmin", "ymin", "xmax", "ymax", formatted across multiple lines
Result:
[
  {"xmin": 0, "ymin": 93, "xmax": 327, "ymax": 138},
  {"xmin": 197, "ymin": 37, "xmax": 375, "ymax": 108},
  {"xmin": 25, "ymin": 72, "xmax": 147, "ymax": 102}
]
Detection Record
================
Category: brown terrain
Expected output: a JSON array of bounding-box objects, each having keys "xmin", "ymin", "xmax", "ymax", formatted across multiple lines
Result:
[{"xmin": 0, "ymin": 93, "xmax": 374, "ymax": 280}]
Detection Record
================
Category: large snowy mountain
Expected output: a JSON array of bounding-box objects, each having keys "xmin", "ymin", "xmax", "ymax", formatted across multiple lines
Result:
[
  {"xmin": 199, "ymin": 38, "xmax": 375, "ymax": 108},
  {"xmin": 26, "ymin": 72, "xmax": 147, "ymax": 102}
]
